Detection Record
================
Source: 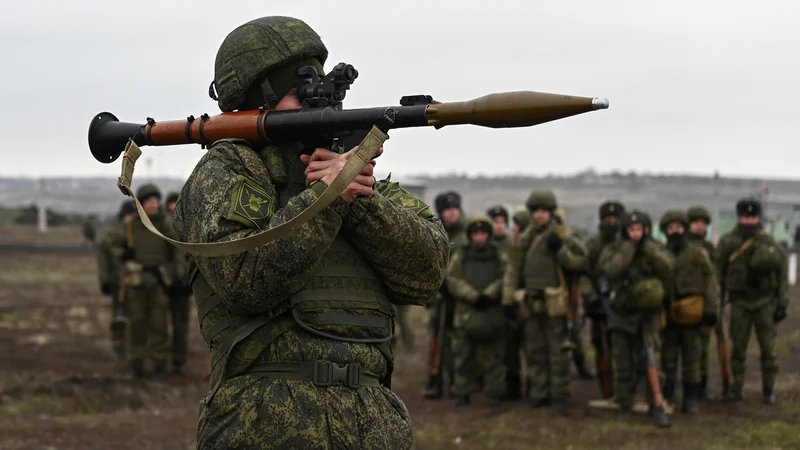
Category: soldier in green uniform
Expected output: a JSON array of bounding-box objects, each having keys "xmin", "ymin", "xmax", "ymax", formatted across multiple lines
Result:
[
  {"xmin": 512, "ymin": 210, "xmax": 531, "ymax": 241},
  {"xmin": 583, "ymin": 201, "xmax": 625, "ymax": 398},
  {"xmin": 503, "ymin": 190, "xmax": 589, "ymax": 409},
  {"xmin": 165, "ymin": 191, "xmax": 190, "ymax": 374},
  {"xmin": 83, "ymin": 215, "xmax": 98, "ymax": 247},
  {"xmin": 447, "ymin": 216, "xmax": 509, "ymax": 406},
  {"xmin": 716, "ymin": 198, "xmax": 788, "ymax": 405},
  {"xmin": 597, "ymin": 210, "xmax": 673, "ymax": 427},
  {"xmin": 505, "ymin": 209, "xmax": 530, "ymax": 397},
  {"xmin": 658, "ymin": 210, "xmax": 718, "ymax": 414},
  {"xmin": 686, "ymin": 205, "xmax": 718, "ymax": 400},
  {"xmin": 113, "ymin": 184, "xmax": 184, "ymax": 381},
  {"xmin": 172, "ymin": 16, "xmax": 450, "ymax": 449},
  {"xmin": 487, "ymin": 205, "xmax": 510, "ymax": 247},
  {"xmin": 96, "ymin": 200, "xmax": 137, "ymax": 359},
  {"xmin": 423, "ymin": 191, "xmax": 469, "ymax": 399}
]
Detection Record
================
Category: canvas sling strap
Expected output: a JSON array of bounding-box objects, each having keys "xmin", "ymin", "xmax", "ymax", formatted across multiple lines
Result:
[{"xmin": 728, "ymin": 230, "xmax": 766, "ymax": 264}]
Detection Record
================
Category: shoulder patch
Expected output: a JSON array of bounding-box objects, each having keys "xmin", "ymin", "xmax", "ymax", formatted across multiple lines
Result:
[
  {"xmin": 375, "ymin": 180, "xmax": 434, "ymax": 219},
  {"xmin": 226, "ymin": 176, "xmax": 275, "ymax": 229}
]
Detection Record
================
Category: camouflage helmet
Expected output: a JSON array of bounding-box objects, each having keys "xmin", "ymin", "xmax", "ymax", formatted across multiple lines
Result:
[
  {"xmin": 632, "ymin": 278, "xmax": 665, "ymax": 311},
  {"xmin": 525, "ymin": 190, "xmax": 557, "ymax": 212},
  {"xmin": 210, "ymin": 17, "xmax": 329, "ymax": 112},
  {"xmin": 659, "ymin": 209, "xmax": 689, "ymax": 233},
  {"xmin": 512, "ymin": 210, "xmax": 531, "ymax": 230},
  {"xmin": 136, "ymin": 183, "xmax": 162, "ymax": 203},
  {"xmin": 466, "ymin": 215, "xmax": 494, "ymax": 238},
  {"xmin": 686, "ymin": 205, "xmax": 711, "ymax": 224}
]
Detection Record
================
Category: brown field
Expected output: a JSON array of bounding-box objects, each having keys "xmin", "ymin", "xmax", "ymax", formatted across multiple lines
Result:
[{"xmin": 1, "ymin": 235, "xmax": 800, "ymax": 449}]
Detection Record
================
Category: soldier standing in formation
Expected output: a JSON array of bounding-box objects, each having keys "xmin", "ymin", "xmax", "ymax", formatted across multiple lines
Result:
[
  {"xmin": 504, "ymin": 190, "xmax": 588, "ymax": 409},
  {"xmin": 447, "ymin": 216, "xmax": 510, "ymax": 406},
  {"xmin": 658, "ymin": 210, "xmax": 718, "ymax": 415},
  {"xmin": 716, "ymin": 198, "xmax": 789, "ymax": 404},
  {"xmin": 487, "ymin": 205, "xmax": 510, "ymax": 247},
  {"xmin": 173, "ymin": 15, "xmax": 449, "ymax": 448},
  {"xmin": 512, "ymin": 210, "xmax": 531, "ymax": 240},
  {"xmin": 165, "ymin": 191, "xmax": 190, "ymax": 375}
]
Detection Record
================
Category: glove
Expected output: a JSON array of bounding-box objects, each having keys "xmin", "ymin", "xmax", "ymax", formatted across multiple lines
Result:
[
  {"xmin": 504, "ymin": 305, "xmax": 518, "ymax": 322},
  {"xmin": 546, "ymin": 233, "xmax": 563, "ymax": 252},
  {"xmin": 773, "ymin": 305, "xmax": 787, "ymax": 323},
  {"xmin": 701, "ymin": 311, "xmax": 718, "ymax": 326},
  {"xmin": 101, "ymin": 282, "xmax": 117, "ymax": 296},
  {"xmin": 121, "ymin": 248, "xmax": 136, "ymax": 262},
  {"xmin": 473, "ymin": 294, "xmax": 493, "ymax": 310}
]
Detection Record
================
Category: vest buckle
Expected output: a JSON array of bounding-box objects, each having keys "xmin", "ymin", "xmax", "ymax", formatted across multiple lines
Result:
[{"xmin": 312, "ymin": 360, "xmax": 362, "ymax": 388}]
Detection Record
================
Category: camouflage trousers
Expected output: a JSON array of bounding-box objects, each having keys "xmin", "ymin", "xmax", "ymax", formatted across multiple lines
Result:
[
  {"xmin": 505, "ymin": 320, "xmax": 524, "ymax": 393},
  {"xmin": 698, "ymin": 325, "xmax": 712, "ymax": 378},
  {"xmin": 523, "ymin": 314, "xmax": 570, "ymax": 401},
  {"xmin": 109, "ymin": 292, "xmax": 127, "ymax": 353},
  {"xmin": 126, "ymin": 272, "xmax": 170, "ymax": 362},
  {"xmin": 451, "ymin": 330, "xmax": 506, "ymax": 399},
  {"xmin": 611, "ymin": 329, "xmax": 661, "ymax": 409},
  {"xmin": 661, "ymin": 326, "xmax": 702, "ymax": 385},
  {"xmin": 729, "ymin": 301, "xmax": 778, "ymax": 391},
  {"xmin": 169, "ymin": 292, "xmax": 190, "ymax": 365}
]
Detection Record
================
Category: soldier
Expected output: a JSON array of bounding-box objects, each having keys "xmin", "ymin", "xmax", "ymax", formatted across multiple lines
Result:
[
  {"xmin": 686, "ymin": 205, "xmax": 718, "ymax": 400},
  {"xmin": 512, "ymin": 210, "xmax": 531, "ymax": 240},
  {"xmin": 172, "ymin": 16, "xmax": 450, "ymax": 449},
  {"xmin": 487, "ymin": 205, "xmax": 510, "ymax": 247},
  {"xmin": 114, "ymin": 184, "xmax": 184, "ymax": 381},
  {"xmin": 165, "ymin": 191, "xmax": 190, "ymax": 374},
  {"xmin": 597, "ymin": 210, "xmax": 673, "ymax": 427},
  {"xmin": 96, "ymin": 200, "xmax": 137, "ymax": 359},
  {"xmin": 423, "ymin": 190, "xmax": 469, "ymax": 399},
  {"xmin": 503, "ymin": 190, "xmax": 588, "ymax": 409},
  {"xmin": 447, "ymin": 216, "xmax": 509, "ymax": 406},
  {"xmin": 716, "ymin": 198, "xmax": 788, "ymax": 405},
  {"xmin": 658, "ymin": 210, "xmax": 718, "ymax": 414},
  {"xmin": 583, "ymin": 201, "xmax": 625, "ymax": 398},
  {"xmin": 82, "ymin": 215, "xmax": 98, "ymax": 247}
]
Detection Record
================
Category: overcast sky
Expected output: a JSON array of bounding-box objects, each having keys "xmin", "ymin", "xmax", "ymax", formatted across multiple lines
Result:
[{"xmin": 1, "ymin": 0, "xmax": 798, "ymax": 181}]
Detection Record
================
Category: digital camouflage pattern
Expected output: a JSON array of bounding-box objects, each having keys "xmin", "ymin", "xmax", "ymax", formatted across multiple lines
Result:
[
  {"xmin": 715, "ymin": 224, "xmax": 788, "ymax": 395},
  {"xmin": 597, "ymin": 239, "xmax": 673, "ymax": 409},
  {"xmin": 96, "ymin": 220, "xmax": 127, "ymax": 354},
  {"xmin": 173, "ymin": 138, "xmax": 449, "ymax": 449},
  {"xmin": 503, "ymin": 217, "xmax": 589, "ymax": 403},
  {"xmin": 446, "ymin": 220, "xmax": 509, "ymax": 400}
]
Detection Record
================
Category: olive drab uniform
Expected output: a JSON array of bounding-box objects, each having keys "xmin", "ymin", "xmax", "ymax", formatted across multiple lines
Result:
[
  {"xmin": 659, "ymin": 210, "xmax": 718, "ymax": 414},
  {"xmin": 503, "ymin": 191, "xmax": 589, "ymax": 408},
  {"xmin": 597, "ymin": 211, "xmax": 673, "ymax": 425},
  {"xmin": 165, "ymin": 191, "xmax": 191, "ymax": 374},
  {"xmin": 715, "ymin": 198, "xmax": 789, "ymax": 404},
  {"xmin": 685, "ymin": 205, "xmax": 718, "ymax": 399},
  {"xmin": 177, "ymin": 17, "xmax": 450, "ymax": 449},
  {"xmin": 447, "ymin": 216, "xmax": 509, "ymax": 404}
]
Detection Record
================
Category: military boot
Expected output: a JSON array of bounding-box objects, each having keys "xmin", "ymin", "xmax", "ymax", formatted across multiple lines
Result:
[
  {"xmin": 723, "ymin": 386, "xmax": 743, "ymax": 403},
  {"xmin": 662, "ymin": 380, "xmax": 675, "ymax": 405},
  {"xmin": 152, "ymin": 360, "xmax": 167, "ymax": 382},
  {"xmin": 423, "ymin": 375, "xmax": 443, "ymax": 400},
  {"xmin": 698, "ymin": 375, "xmax": 714, "ymax": 401},
  {"xmin": 528, "ymin": 398, "xmax": 551, "ymax": 409},
  {"xmin": 682, "ymin": 384, "xmax": 700, "ymax": 414},
  {"xmin": 618, "ymin": 406, "xmax": 633, "ymax": 421},
  {"xmin": 126, "ymin": 359, "xmax": 143, "ymax": 381},
  {"xmin": 763, "ymin": 387, "xmax": 776, "ymax": 405},
  {"xmin": 453, "ymin": 395, "xmax": 470, "ymax": 407},
  {"xmin": 653, "ymin": 406, "xmax": 671, "ymax": 428}
]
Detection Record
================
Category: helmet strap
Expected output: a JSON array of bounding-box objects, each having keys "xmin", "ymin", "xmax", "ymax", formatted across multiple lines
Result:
[{"xmin": 259, "ymin": 78, "xmax": 280, "ymax": 109}]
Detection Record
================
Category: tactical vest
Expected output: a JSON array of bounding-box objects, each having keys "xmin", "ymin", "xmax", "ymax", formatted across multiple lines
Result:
[
  {"xmin": 674, "ymin": 244, "xmax": 709, "ymax": 298},
  {"xmin": 193, "ymin": 144, "xmax": 395, "ymax": 405},
  {"xmin": 462, "ymin": 245, "xmax": 502, "ymax": 292},
  {"xmin": 725, "ymin": 232, "xmax": 777, "ymax": 298},
  {"xmin": 523, "ymin": 223, "xmax": 560, "ymax": 291},
  {"xmin": 131, "ymin": 215, "xmax": 174, "ymax": 265}
]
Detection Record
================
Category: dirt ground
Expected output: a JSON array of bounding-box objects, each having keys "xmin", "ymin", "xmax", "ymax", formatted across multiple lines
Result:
[{"xmin": 1, "ymin": 236, "xmax": 800, "ymax": 449}]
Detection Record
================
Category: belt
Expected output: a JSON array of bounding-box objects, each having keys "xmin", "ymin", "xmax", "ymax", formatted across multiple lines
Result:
[{"xmin": 242, "ymin": 360, "xmax": 381, "ymax": 388}]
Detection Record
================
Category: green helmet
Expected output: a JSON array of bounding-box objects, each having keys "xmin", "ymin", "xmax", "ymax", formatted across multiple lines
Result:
[
  {"xmin": 210, "ymin": 16, "xmax": 329, "ymax": 112},
  {"xmin": 659, "ymin": 209, "xmax": 689, "ymax": 233},
  {"xmin": 632, "ymin": 278, "xmax": 665, "ymax": 311},
  {"xmin": 512, "ymin": 210, "xmax": 531, "ymax": 230},
  {"xmin": 166, "ymin": 191, "xmax": 180, "ymax": 204},
  {"xmin": 136, "ymin": 183, "xmax": 162, "ymax": 203},
  {"xmin": 525, "ymin": 190, "xmax": 557, "ymax": 211},
  {"xmin": 687, "ymin": 206, "xmax": 711, "ymax": 224},
  {"xmin": 466, "ymin": 215, "xmax": 494, "ymax": 238}
]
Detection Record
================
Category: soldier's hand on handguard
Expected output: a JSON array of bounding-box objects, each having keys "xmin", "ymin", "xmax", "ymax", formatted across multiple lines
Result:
[{"xmin": 301, "ymin": 146, "xmax": 383, "ymax": 203}]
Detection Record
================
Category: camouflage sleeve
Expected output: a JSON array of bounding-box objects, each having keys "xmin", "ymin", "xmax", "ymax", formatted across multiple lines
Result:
[
  {"xmin": 714, "ymin": 234, "xmax": 736, "ymax": 289},
  {"xmin": 698, "ymin": 249, "xmax": 719, "ymax": 314},
  {"xmin": 482, "ymin": 250, "xmax": 509, "ymax": 300},
  {"xmin": 502, "ymin": 236, "xmax": 527, "ymax": 306},
  {"xmin": 445, "ymin": 249, "xmax": 480, "ymax": 304},
  {"xmin": 339, "ymin": 181, "xmax": 449, "ymax": 306},
  {"xmin": 172, "ymin": 141, "xmax": 348, "ymax": 315},
  {"xmin": 642, "ymin": 240, "xmax": 674, "ymax": 281},
  {"xmin": 597, "ymin": 240, "xmax": 635, "ymax": 280},
  {"xmin": 556, "ymin": 235, "xmax": 589, "ymax": 272}
]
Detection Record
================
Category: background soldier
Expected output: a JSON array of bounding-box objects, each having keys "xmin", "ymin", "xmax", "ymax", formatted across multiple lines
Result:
[
  {"xmin": 424, "ymin": 191, "xmax": 469, "ymax": 399},
  {"xmin": 447, "ymin": 216, "xmax": 509, "ymax": 406},
  {"xmin": 173, "ymin": 16, "xmax": 450, "ymax": 448},
  {"xmin": 487, "ymin": 205, "xmax": 510, "ymax": 247},
  {"xmin": 165, "ymin": 191, "xmax": 190, "ymax": 374},
  {"xmin": 598, "ymin": 210, "xmax": 673, "ymax": 427},
  {"xmin": 82, "ymin": 214, "xmax": 98, "ymax": 248},
  {"xmin": 583, "ymin": 201, "xmax": 625, "ymax": 398},
  {"xmin": 504, "ymin": 190, "xmax": 588, "ymax": 409},
  {"xmin": 96, "ymin": 200, "xmax": 137, "ymax": 360},
  {"xmin": 716, "ymin": 198, "xmax": 789, "ymax": 405},
  {"xmin": 659, "ymin": 210, "xmax": 718, "ymax": 415},
  {"xmin": 512, "ymin": 210, "xmax": 531, "ymax": 240},
  {"xmin": 506, "ymin": 209, "xmax": 530, "ymax": 397},
  {"xmin": 686, "ymin": 205, "xmax": 718, "ymax": 400}
]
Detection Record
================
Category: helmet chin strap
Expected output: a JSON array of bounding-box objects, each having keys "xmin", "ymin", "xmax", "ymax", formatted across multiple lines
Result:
[{"xmin": 259, "ymin": 77, "xmax": 280, "ymax": 109}]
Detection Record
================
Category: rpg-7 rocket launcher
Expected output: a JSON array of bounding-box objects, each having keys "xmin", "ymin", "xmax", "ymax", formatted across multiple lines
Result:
[{"xmin": 89, "ymin": 62, "xmax": 609, "ymax": 163}]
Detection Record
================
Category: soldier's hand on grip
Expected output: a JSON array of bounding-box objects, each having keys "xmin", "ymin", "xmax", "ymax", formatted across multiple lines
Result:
[
  {"xmin": 773, "ymin": 305, "xmax": 787, "ymax": 323},
  {"xmin": 546, "ymin": 233, "xmax": 563, "ymax": 252},
  {"xmin": 301, "ymin": 147, "xmax": 381, "ymax": 203}
]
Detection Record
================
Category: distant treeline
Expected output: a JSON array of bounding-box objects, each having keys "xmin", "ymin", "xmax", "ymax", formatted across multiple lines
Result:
[{"xmin": 0, "ymin": 204, "xmax": 94, "ymax": 227}]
